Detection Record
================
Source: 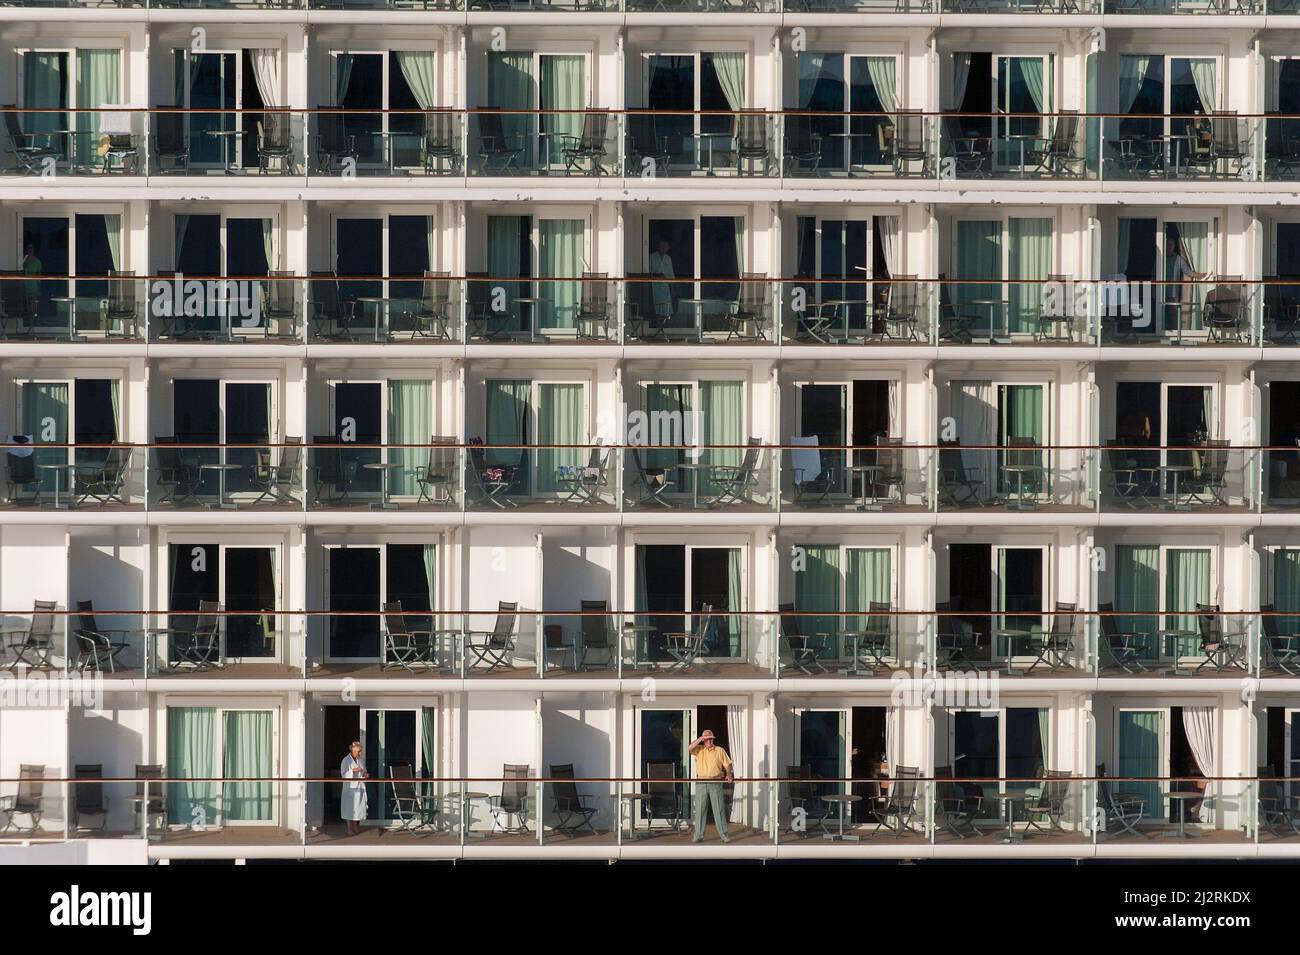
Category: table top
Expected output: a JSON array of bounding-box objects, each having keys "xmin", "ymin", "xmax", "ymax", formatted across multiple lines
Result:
[
  {"xmin": 1159, "ymin": 464, "xmax": 1194, "ymax": 473},
  {"xmin": 1166, "ymin": 791, "xmax": 1201, "ymax": 800},
  {"xmin": 37, "ymin": 463, "xmax": 74, "ymax": 470},
  {"xmin": 200, "ymin": 462, "xmax": 242, "ymax": 471},
  {"xmin": 362, "ymin": 461, "xmax": 402, "ymax": 470},
  {"xmin": 462, "ymin": 791, "xmax": 490, "ymax": 800},
  {"xmin": 622, "ymin": 792, "xmax": 651, "ymax": 800},
  {"xmin": 821, "ymin": 793, "xmax": 862, "ymax": 804},
  {"xmin": 994, "ymin": 627, "xmax": 1031, "ymax": 636}
]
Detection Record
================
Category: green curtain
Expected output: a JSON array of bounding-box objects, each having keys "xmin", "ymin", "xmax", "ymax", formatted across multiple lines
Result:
[
  {"xmin": 23, "ymin": 52, "xmax": 66, "ymax": 158},
  {"xmin": 1169, "ymin": 222, "xmax": 1210, "ymax": 331},
  {"xmin": 536, "ymin": 382, "xmax": 583, "ymax": 493},
  {"xmin": 1276, "ymin": 550, "xmax": 1300, "ymax": 638},
  {"xmin": 1000, "ymin": 384, "xmax": 1044, "ymax": 495},
  {"xmin": 796, "ymin": 545, "xmax": 839, "ymax": 658},
  {"xmin": 386, "ymin": 379, "xmax": 431, "ymax": 497},
  {"xmin": 168, "ymin": 706, "xmax": 217, "ymax": 826},
  {"xmin": 644, "ymin": 383, "xmax": 692, "ymax": 472},
  {"xmin": 1165, "ymin": 549, "xmax": 1210, "ymax": 657},
  {"xmin": 485, "ymin": 378, "xmax": 531, "ymax": 473},
  {"xmin": 956, "ymin": 220, "xmax": 1001, "ymax": 334},
  {"xmin": 845, "ymin": 548, "xmax": 891, "ymax": 634},
  {"xmin": 538, "ymin": 219, "xmax": 583, "ymax": 331},
  {"xmin": 75, "ymin": 49, "xmax": 120, "ymax": 170},
  {"xmin": 1008, "ymin": 218, "xmax": 1051, "ymax": 335},
  {"xmin": 634, "ymin": 545, "xmax": 648, "ymax": 631},
  {"xmin": 222, "ymin": 710, "xmax": 272, "ymax": 822},
  {"xmin": 23, "ymin": 382, "xmax": 68, "ymax": 494},
  {"xmin": 487, "ymin": 52, "xmax": 535, "ymax": 161},
  {"xmin": 1115, "ymin": 544, "xmax": 1160, "ymax": 660},
  {"xmin": 487, "ymin": 215, "xmax": 527, "ymax": 334},
  {"xmin": 1117, "ymin": 710, "xmax": 1163, "ymax": 820},
  {"xmin": 420, "ymin": 707, "xmax": 436, "ymax": 795},
  {"xmin": 700, "ymin": 380, "xmax": 743, "ymax": 497},
  {"xmin": 423, "ymin": 544, "xmax": 437, "ymax": 612},
  {"xmin": 540, "ymin": 55, "xmax": 583, "ymax": 166}
]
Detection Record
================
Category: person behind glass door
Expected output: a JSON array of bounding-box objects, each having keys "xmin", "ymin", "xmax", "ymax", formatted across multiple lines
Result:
[
  {"xmin": 688, "ymin": 729, "xmax": 733, "ymax": 844},
  {"xmin": 649, "ymin": 237, "xmax": 676, "ymax": 329},
  {"xmin": 340, "ymin": 741, "xmax": 368, "ymax": 836}
]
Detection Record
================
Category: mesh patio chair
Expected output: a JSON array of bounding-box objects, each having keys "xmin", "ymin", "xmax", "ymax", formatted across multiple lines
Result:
[
  {"xmin": 0, "ymin": 272, "xmax": 35, "ymax": 339},
  {"xmin": 1209, "ymin": 111, "xmax": 1248, "ymax": 178},
  {"xmin": 1184, "ymin": 439, "xmax": 1230, "ymax": 507},
  {"xmin": 5, "ymin": 599, "xmax": 58, "ymax": 670},
  {"xmin": 0, "ymin": 764, "xmax": 45, "ymax": 834},
  {"xmin": 934, "ymin": 601, "xmax": 981, "ymax": 672},
  {"xmin": 938, "ymin": 440, "xmax": 986, "ymax": 507},
  {"xmin": 74, "ymin": 599, "xmax": 130, "ymax": 674},
  {"xmin": 488, "ymin": 763, "xmax": 530, "ymax": 834},
  {"xmin": 1023, "ymin": 770, "xmax": 1074, "ymax": 835},
  {"xmin": 556, "ymin": 443, "xmax": 611, "ymax": 507},
  {"xmin": 1032, "ymin": 110, "xmax": 1084, "ymax": 177},
  {"xmin": 1097, "ymin": 763, "xmax": 1147, "ymax": 839},
  {"xmin": 734, "ymin": 113, "xmax": 771, "ymax": 176},
  {"xmin": 1024, "ymin": 602, "xmax": 1078, "ymax": 673},
  {"xmin": 890, "ymin": 109, "xmax": 929, "ymax": 176},
  {"xmin": 311, "ymin": 435, "xmax": 357, "ymax": 505},
  {"xmin": 3, "ymin": 106, "xmax": 59, "ymax": 173},
  {"xmin": 1105, "ymin": 440, "xmax": 1160, "ymax": 508},
  {"xmin": 73, "ymin": 764, "xmax": 108, "ymax": 833},
  {"xmin": 850, "ymin": 601, "xmax": 894, "ymax": 673},
  {"xmin": 881, "ymin": 277, "xmax": 923, "ymax": 341},
  {"xmin": 1258, "ymin": 765, "xmax": 1300, "ymax": 838},
  {"xmin": 549, "ymin": 763, "xmax": 598, "ymax": 836},
  {"xmin": 868, "ymin": 436, "xmax": 907, "ymax": 506},
  {"xmin": 476, "ymin": 112, "xmax": 524, "ymax": 173},
  {"xmin": 106, "ymin": 270, "xmax": 140, "ymax": 338},
  {"xmin": 1192, "ymin": 603, "xmax": 1248, "ymax": 672},
  {"xmin": 412, "ymin": 271, "xmax": 454, "ymax": 340},
  {"xmin": 251, "ymin": 438, "xmax": 302, "ymax": 506},
  {"xmin": 4, "ymin": 444, "xmax": 39, "ymax": 503},
  {"xmin": 575, "ymin": 273, "xmax": 612, "ymax": 340},
  {"xmin": 560, "ymin": 112, "xmax": 612, "ymax": 175},
  {"xmin": 576, "ymin": 599, "xmax": 616, "ymax": 671},
  {"xmin": 466, "ymin": 601, "xmax": 519, "ymax": 672},
  {"xmin": 382, "ymin": 600, "xmax": 435, "ymax": 671},
  {"xmin": 467, "ymin": 444, "xmax": 516, "ymax": 508},
  {"xmin": 422, "ymin": 111, "xmax": 461, "ymax": 174},
  {"xmin": 152, "ymin": 109, "xmax": 189, "ymax": 173},
  {"xmin": 389, "ymin": 761, "xmax": 434, "ymax": 832},
  {"xmin": 257, "ymin": 111, "xmax": 295, "ymax": 174},
  {"xmin": 314, "ymin": 112, "xmax": 355, "ymax": 174},
  {"xmin": 662, "ymin": 603, "xmax": 714, "ymax": 671},
  {"xmin": 788, "ymin": 437, "xmax": 837, "ymax": 507},
  {"xmin": 415, "ymin": 437, "xmax": 459, "ymax": 505},
  {"xmin": 131, "ymin": 764, "xmax": 167, "ymax": 834},
  {"xmin": 704, "ymin": 438, "xmax": 763, "ymax": 508},
  {"xmin": 259, "ymin": 270, "xmax": 298, "ymax": 339},
  {"xmin": 75, "ymin": 443, "xmax": 130, "ymax": 507},
  {"xmin": 626, "ymin": 114, "xmax": 672, "ymax": 177},
  {"xmin": 725, "ymin": 273, "xmax": 769, "ymax": 342},
  {"xmin": 935, "ymin": 767, "xmax": 984, "ymax": 839},
  {"xmin": 629, "ymin": 447, "xmax": 675, "ymax": 507},
  {"xmin": 784, "ymin": 766, "xmax": 832, "ymax": 837},
  {"xmin": 170, "ymin": 599, "xmax": 222, "ymax": 670},
  {"xmin": 1261, "ymin": 604, "xmax": 1300, "ymax": 675},
  {"xmin": 872, "ymin": 765, "xmax": 921, "ymax": 836},
  {"xmin": 779, "ymin": 602, "xmax": 828, "ymax": 674},
  {"xmin": 938, "ymin": 278, "xmax": 977, "ymax": 343},
  {"xmin": 645, "ymin": 760, "xmax": 684, "ymax": 830},
  {"xmin": 1204, "ymin": 277, "xmax": 1246, "ymax": 343},
  {"xmin": 1098, "ymin": 601, "xmax": 1149, "ymax": 673},
  {"xmin": 310, "ymin": 272, "xmax": 355, "ymax": 341},
  {"xmin": 782, "ymin": 113, "xmax": 823, "ymax": 176}
]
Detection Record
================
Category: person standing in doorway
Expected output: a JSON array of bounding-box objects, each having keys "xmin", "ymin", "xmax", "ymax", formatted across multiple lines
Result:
[
  {"xmin": 340, "ymin": 741, "xmax": 369, "ymax": 836},
  {"xmin": 688, "ymin": 729, "xmax": 732, "ymax": 843}
]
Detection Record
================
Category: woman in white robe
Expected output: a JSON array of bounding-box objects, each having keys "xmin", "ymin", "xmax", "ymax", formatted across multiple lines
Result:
[{"xmin": 340, "ymin": 741, "xmax": 368, "ymax": 834}]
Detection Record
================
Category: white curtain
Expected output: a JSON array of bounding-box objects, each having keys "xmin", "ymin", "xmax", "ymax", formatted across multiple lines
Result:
[
  {"xmin": 876, "ymin": 215, "xmax": 900, "ymax": 277},
  {"xmin": 248, "ymin": 49, "xmax": 280, "ymax": 108},
  {"xmin": 396, "ymin": 52, "xmax": 436, "ymax": 110},
  {"xmin": 261, "ymin": 219, "xmax": 274, "ymax": 272},
  {"xmin": 726, "ymin": 705, "xmax": 745, "ymax": 824},
  {"xmin": 335, "ymin": 53, "xmax": 354, "ymax": 105},
  {"xmin": 1181, "ymin": 706, "xmax": 1216, "ymax": 820},
  {"xmin": 884, "ymin": 707, "xmax": 900, "ymax": 772},
  {"xmin": 952, "ymin": 53, "xmax": 972, "ymax": 110},
  {"xmin": 1190, "ymin": 59, "xmax": 1217, "ymax": 115},
  {"xmin": 954, "ymin": 380, "xmax": 995, "ymax": 481},
  {"xmin": 1119, "ymin": 55, "xmax": 1153, "ymax": 115},
  {"xmin": 709, "ymin": 53, "xmax": 745, "ymax": 112},
  {"xmin": 866, "ymin": 56, "xmax": 897, "ymax": 115}
]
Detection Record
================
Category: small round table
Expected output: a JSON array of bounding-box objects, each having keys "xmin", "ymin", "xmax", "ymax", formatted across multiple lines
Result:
[
  {"xmin": 999, "ymin": 793, "xmax": 1028, "ymax": 843},
  {"xmin": 845, "ymin": 464, "xmax": 884, "ymax": 510},
  {"xmin": 461, "ymin": 791, "xmax": 490, "ymax": 838},
  {"xmin": 1157, "ymin": 628, "xmax": 1198, "ymax": 675},
  {"xmin": 622, "ymin": 792, "xmax": 651, "ymax": 841},
  {"xmin": 363, "ymin": 461, "xmax": 402, "ymax": 509},
  {"xmin": 37, "ymin": 463, "xmax": 75, "ymax": 509},
  {"xmin": 199, "ymin": 462, "xmax": 241, "ymax": 509},
  {"xmin": 993, "ymin": 628, "xmax": 1030, "ymax": 675},
  {"xmin": 1164, "ymin": 791, "xmax": 1202, "ymax": 838},
  {"xmin": 1002, "ymin": 464, "xmax": 1042, "ymax": 511},
  {"xmin": 821, "ymin": 793, "xmax": 862, "ymax": 841}
]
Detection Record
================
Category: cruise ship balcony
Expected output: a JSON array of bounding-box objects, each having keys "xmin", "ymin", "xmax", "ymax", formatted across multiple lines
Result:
[{"xmin": 2, "ymin": 0, "xmax": 1295, "ymax": 9}]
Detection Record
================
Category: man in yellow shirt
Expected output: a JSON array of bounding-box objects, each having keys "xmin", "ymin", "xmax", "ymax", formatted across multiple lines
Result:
[{"xmin": 688, "ymin": 729, "xmax": 732, "ymax": 843}]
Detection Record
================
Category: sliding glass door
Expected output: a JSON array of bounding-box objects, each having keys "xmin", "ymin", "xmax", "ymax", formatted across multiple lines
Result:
[
  {"xmin": 488, "ymin": 51, "xmax": 586, "ymax": 170},
  {"xmin": 329, "ymin": 381, "xmax": 436, "ymax": 500},
  {"xmin": 1116, "ymin": 708, "xmax": 1165, "ymax": 824},
  {"xmin": 332, "ymin": 51, "xmax": 434, "ymax": 168},
  {"xmin": 635, "ymin": 544, "xmax": 743, "ymax": 660},
  {"xmin": 796, "ymin": 709, "xmax": 847, "ymax": 802},
  {"xmin": 326, "ymin": 543, "xmax": 435, "ymax": 661},
  {"xmin": 484, "ymin": 379, "xmax": 586, "ymax": 496},
  {"xmin": 172, "ymin": 379, "xmax": 274, "ymax": 498},
  {"xmin": 168, "ymin": 705, "xmax": 276, "ymax": 826},
  {"xmin": 168, "ymin": 543, "xmax": 279, "ymax": 659},
  {"xmin": 950, "ymin": 707, "xmax": 1049, "ymax": 810},
  {"xmin": 953, "ymin": 216, "xmax": 1052, "ymax": 337},
  {"xmin": 20, "ymin": 49, "xmax": 121, "ymax": 169},
  {"xmin": 637, "ymin": 380, "xmax": 744, "ymax": 498},
  {"xmin": 643, "ymin": 216, "xmax": 743, "ymax": 337},
  {"xmin": 18, "ymin": 378, "xmax": 119, "ymax": 494},
  {"xmin": 794, "ymin": 54, "xmax": 897, "ymax": 171},
  {"xmin": 645, "ymin": 53, "xmax": 744, "ymax": 170},
  {"xmin": 1113, "ymin": 544, "xmax": 1213, "ymax": 661},
  {"xmin": 485, "ymin": 215, "xmax": 588, "ymax": 335},
  {"xmin": 333, "ymin": 215, "xmax": 435, "ymax": 333},
  {"xmin": 793, "ymin": 545, "xmax": 893, "ymax": 661},
  {"xmin": 173, "ymin": 213, "xmax": 275, "ymax": 335},
  {"xmin": 19, "ymin": 214, "xmax": 122, "ymax": 331}
]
